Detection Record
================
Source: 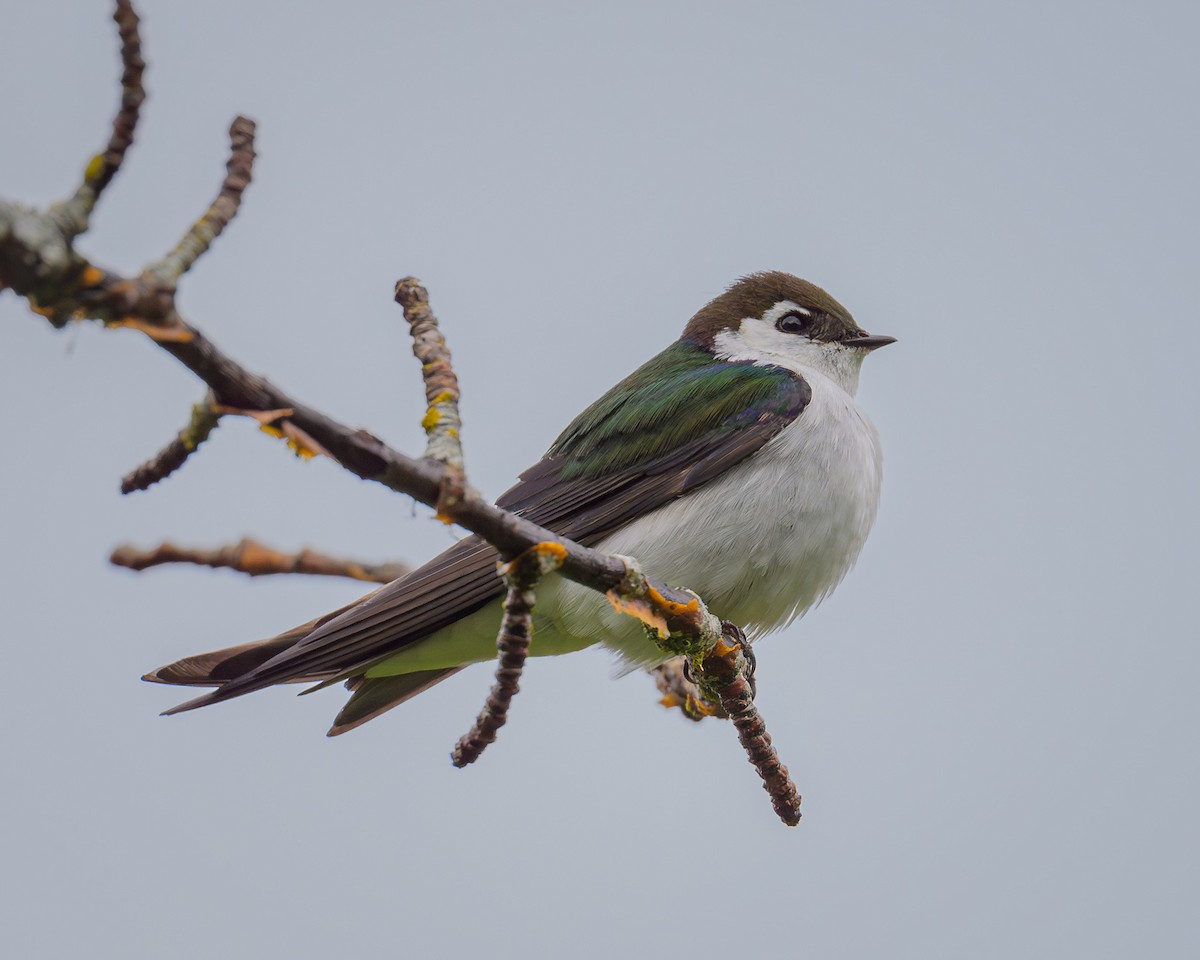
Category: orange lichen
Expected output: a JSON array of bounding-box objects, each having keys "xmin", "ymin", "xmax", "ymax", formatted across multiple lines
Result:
[
  {"xmin": 710, "ymin": 632, "xmax": 742, "ymax": 659},
  {"xmin": 105, "ymin": 317, "xmax": 195, "ymax": 343},
  {"xmin": 645, "ymin": 583, "xmax": 701, "ymax": 620},
  {"xmin": 499, "ymin": 541, "xmax": 568, "ymax": 578},
  {"xmin": 606, "ymin": 592, "xmax": 670, "ymax": 639},
  {"xmin": 531, "ymin": 542, "xmax": 567, "ymax": 562}
]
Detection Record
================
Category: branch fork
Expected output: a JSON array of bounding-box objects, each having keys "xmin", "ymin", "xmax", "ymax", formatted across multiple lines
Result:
[{"xmin": 3, "ymin": 0, "xmax": 804, "ymax": 827}]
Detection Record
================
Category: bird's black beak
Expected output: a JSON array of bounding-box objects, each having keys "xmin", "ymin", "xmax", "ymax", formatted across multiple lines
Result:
[{"xmin": 841, "ymin": 333, "xmax": 897, "ymax": 351}]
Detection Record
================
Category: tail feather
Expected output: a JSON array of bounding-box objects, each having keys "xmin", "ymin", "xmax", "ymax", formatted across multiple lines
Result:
[
  {"xmin": 143, "ymin": 581, "xmax": 463, "ymax": 729},
  {"xmin": 326, "ymin": 669, "xmax": 462, "ymax": 736},
  {"xmin": 143, "ymin": 634, "xmax": 310, "ymax": 687},
  {"xmin": 143, "ymin": 587, "xmax": 383, "ymax": 689}
]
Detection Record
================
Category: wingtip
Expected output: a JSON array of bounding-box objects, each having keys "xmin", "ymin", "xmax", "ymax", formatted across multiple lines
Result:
[
  {"xmin": 325, "ymin": 715, "xmax": 367, "ymax": 738},
  {"xmin": 159, "ymin": 690, "xmax": 221, "ymax": 717},
  {"xmin": 296, "ymin": 675, "xmax": 346, "ymax": 697}
]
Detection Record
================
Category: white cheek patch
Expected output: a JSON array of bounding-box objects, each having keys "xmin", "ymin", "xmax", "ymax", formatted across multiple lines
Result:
[
  {"xmin": 712, "ymin": 300, "xmax": 821, "ymax": 370},
  {"xmin": 711, "ymin": 300, "xmax": 866, "ymax": 395}
]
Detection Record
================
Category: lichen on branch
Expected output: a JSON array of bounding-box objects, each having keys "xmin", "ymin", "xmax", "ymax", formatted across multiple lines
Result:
[{"xmin": 1, "ymin": 0, "xmax": 804, "ymax": 827}]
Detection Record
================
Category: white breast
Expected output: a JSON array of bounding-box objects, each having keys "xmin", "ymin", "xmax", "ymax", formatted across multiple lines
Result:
[{"xmin": 538, "ymin": 365, "xmax": 883, "ymax": 666}]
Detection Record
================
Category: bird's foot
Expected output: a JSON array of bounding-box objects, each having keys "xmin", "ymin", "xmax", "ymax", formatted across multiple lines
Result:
[{"xmin": 652, "ymin": 656, "xmax": 725, "ymax": 721}]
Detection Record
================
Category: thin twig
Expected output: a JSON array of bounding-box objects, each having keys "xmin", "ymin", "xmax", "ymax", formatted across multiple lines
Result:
[
  {"xmin": 394, "ymin": 277, "xmax": 463, "ymax": 466},
  {"xmin": 452, "ymin": 543, "xmax": 567, "ymax": 766},
  {"xmin": 2, "ymin": 0, "xmax": 808, "ymax": 826},
  {"xmin": 10, "ymin": 163, "xmax": 790, "ymax": 814},
  {"xmin": 110, "ymin": 538, "xmax": 410, "ymax": 583},
  {"xmin": 701, "ymin": 622, "xmax": 802, "ymax": 826},
  {"xmin": 120, "ymin": 393, "xmax": 221, "ymax": 493},
  {"xmin": 51, "ymin": 0, "xmax": 145, "ymax": 238},
  {"xmin": 395, "ymin": 277, "xmax": 465, "ymax": 519},
  {"xmin": 150, "ymin": 117, "xmax": 256, "ymax": 284}
]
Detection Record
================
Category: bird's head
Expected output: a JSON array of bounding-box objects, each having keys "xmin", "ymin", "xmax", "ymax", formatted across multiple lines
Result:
[{"xmin": 683, "ymin": 271, "xmax": 894, "ymax": 395}]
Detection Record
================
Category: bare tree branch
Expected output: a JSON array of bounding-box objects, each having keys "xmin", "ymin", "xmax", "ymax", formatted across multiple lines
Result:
[
  {"xmin": 452, "ymin": 543, "xmax": 566, "ymax": 766},
  {"xmin": 1, "ymin": 0, "xmax": 804, "ymax": 826},
  {"xmin": 396, "ymin": 277, "xmax": 466, "ymax": 520},
  {"xmin": 120, "ymin": 393, "xmax": 221, "ymax": 493},
  {"xmin": 150, "ymin": 117, "xmax": 256, "ymax": 284},
  {"xmin": 110, "ymin": 538, "xmax": 411, "ymax": 584},
  {"xmin": 50, "ymin": 0, "xmax": 146, "ymax": 239},
  {"xmin": 705, "ymin": 623, "xmax": 802, "ymax": 826}
]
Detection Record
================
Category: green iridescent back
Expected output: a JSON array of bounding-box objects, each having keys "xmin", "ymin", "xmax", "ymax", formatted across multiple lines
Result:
[{"xmin": 548, "ymin": 339, "xmax": 803, "ymax": 480}]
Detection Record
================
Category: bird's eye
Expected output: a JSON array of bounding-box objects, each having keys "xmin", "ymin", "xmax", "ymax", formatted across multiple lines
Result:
[{"xmin": 775, "ymin": 312, "xmax": 812, "ymax": 336}]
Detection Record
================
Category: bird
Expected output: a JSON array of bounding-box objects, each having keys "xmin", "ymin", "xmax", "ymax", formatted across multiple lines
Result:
[{"xmin": 145, "ymin": 271, "xmax": 895, "ymax": 735}]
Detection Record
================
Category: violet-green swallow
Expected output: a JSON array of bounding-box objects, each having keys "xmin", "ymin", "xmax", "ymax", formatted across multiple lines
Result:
[{"xmin": 146, "ymin": 271, "xmax": 895, "ymax": 734}]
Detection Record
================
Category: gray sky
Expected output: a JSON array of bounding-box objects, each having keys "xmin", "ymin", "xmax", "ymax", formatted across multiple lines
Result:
[{"xmin": 2, "ymin": 1, "xmax": 1198, "ymax": 957}]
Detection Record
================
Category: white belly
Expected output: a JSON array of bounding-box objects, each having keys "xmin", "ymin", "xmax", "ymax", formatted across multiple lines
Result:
[
  {"xmin": 367, "ymin": 367, "xmax": 883, "ymax": 675},
  {"xmin": 538, "ymin": 367, "xmax": 884, "ymax": 665}
]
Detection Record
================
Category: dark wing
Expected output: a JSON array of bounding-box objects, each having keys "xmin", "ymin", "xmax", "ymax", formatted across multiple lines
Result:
[{"xmin": 160, "ymin": 341, "xmax": 809, "ymax": 713}]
